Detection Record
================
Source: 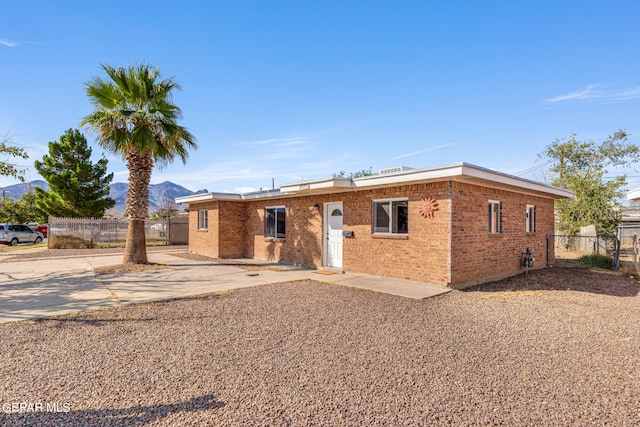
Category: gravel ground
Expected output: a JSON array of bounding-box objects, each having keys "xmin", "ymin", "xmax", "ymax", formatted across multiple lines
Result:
[{"xmin": 0, "ymin": 264, "xmax": 639, "ymax": 426}]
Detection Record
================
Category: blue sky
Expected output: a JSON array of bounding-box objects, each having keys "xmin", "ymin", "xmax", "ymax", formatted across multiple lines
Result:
[{"xmin": 2, "ymin": 1, "xmax": 640, "ymax": 196}]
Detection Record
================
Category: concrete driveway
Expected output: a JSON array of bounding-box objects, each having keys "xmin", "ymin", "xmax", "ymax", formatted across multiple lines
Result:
[{"xmin": 0, "ymin": 249, "xmax": 449, "ymax": 323}]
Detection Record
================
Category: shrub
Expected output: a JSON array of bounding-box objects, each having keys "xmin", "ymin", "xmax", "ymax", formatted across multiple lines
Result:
[
  {"xmin": 49, "ymin": 235, "xmax": 93, "ymax": 249},
  {"xmin": 577, "ymin": 253, "xmax": 613, "ymax": 269}
]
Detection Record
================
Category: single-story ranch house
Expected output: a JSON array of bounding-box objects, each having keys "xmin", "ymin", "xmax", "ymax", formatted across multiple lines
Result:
[{"xmin": 176, "ymin": 163, "xmax": 573, "ymax": 288}]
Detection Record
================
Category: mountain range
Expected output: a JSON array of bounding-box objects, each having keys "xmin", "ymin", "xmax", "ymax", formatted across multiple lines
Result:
[{"xmin": 0, "ymin": 180, "xmax": 206, "ymax": 217}]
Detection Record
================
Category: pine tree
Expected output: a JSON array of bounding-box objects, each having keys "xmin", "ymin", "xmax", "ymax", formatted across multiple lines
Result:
[{"xmin": 34, "ymin": 128, "xmax": 115, "ymax": 218}]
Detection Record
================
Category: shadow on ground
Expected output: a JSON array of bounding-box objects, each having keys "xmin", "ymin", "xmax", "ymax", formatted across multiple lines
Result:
[{"xmin": 0, "ymin": 394, "xmax": 224, "ymax": 426}]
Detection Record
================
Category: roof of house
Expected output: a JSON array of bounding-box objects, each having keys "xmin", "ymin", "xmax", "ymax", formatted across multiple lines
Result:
[
  {"xmin": 175, "ymin": 162, "xmax": 574, "ymax": 204},
  {"xmin": 627, "ymin": 187, "xmax": 640, "ymax": 201}
]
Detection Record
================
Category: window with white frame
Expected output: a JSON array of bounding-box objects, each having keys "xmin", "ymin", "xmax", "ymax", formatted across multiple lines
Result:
[
  {"xmin": 373, "ymin": 198, "xmax": 408, "ymax": 234},
  {"xmin": 488, "ymin": 200, "xmax": 501, "ymax": 234},
  {"xmin": 526, "ymin": 205, "xmax": 535, "ymax": 233},
  {"xmin": 198, "ymin": 210, "xmax": 208, "ymax": 230},
  {"xmin": 265, "ymin": 206, "xmax": 286, "ymax": 239}
]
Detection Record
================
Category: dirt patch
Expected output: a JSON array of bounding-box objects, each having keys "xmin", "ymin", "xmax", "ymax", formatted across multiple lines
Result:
[
  {"xmin": 464, "ymin": 260, "xmax": 640, "ymax": 297},
  {"xmin": 94, "ymin": 263, "xmax": 173, "ymax": 276}
]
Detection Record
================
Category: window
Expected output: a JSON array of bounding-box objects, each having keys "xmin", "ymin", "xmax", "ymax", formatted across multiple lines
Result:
[
  {"xmin": 265, "ymin": 206, "xmax": 286, "ymax": 239},
  {"xmin": 526, "ymin": 205, "xmax": 535, "ymax": 233},
  {"xmin": 373, "ymin": 198, "xmax": 408, "ymax": 234},
  {"xmin": 488, "ymin": 201, "xmax": 501, "ymax": 234},
  {"xmin": 198, "ymin": 210, "xmax": 208, "ymax": 230}
]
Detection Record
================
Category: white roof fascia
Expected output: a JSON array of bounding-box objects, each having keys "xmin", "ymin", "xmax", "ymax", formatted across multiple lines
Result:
[
  {"xmin": 280, "ymin": 178, "xmax": 354, "ymax": 193},
  {"xmin": 175, "ymin": 192, "xmax": 243, "ymax": 204},
  {"xmin": 354, "ymin": 163, "xmax": 465, "ymax": 188},
  {"xmin": 239, "ymin": 190, "xmax": 286, "ymax": 200},
  {"xmin": 627, "ymin": 187, "xmax": 640, "ymax": 201},
  {"xmin": 353, "ymin": 162, "xmax": 573, "ymax": 199},
  {"xmin": 458, "ymin": 163, "xmax": 574, "ymax": 199},
  {"xmin": 176, "ymin": 162, "xmax": 573, "ymax": 204}
]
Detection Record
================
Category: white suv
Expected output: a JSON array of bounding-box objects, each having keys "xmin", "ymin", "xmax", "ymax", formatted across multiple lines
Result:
[{"xmin": 0, "ymin": 224, "xmax": 44, "ymax": 246}]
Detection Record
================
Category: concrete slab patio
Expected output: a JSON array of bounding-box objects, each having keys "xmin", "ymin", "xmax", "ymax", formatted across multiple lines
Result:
[{"xmin": 0, "ymin": 249, "xmax": 450, "ymax": 323}]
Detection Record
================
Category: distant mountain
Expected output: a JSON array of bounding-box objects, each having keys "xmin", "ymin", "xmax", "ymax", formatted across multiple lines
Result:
[
  {"xmin": 0, "ymin": 180, "xmax": 48, "ymax": 198},
  {"xmin": 0, "ymin": 180, "xmax": 197, "ymax": 217},
  {"xmin": 108, "ymin": 181, "xmax": 197, "ymax": 217}
]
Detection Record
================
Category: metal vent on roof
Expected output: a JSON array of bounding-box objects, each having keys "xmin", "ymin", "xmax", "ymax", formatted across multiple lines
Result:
[{"xmin": 379, "ymin": 166, "xmax": 414, "ymax": 175}]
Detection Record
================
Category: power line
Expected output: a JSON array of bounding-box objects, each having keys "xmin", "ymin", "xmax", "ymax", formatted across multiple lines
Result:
[{"xmin": 513, "ymin": 162, "xmax": 550, "ymax": 177}]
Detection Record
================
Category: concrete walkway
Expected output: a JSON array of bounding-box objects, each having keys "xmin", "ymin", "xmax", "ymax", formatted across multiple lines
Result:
[{"xmin": 0, "ymin": 249, "xmax": 450, "ymax": 323}]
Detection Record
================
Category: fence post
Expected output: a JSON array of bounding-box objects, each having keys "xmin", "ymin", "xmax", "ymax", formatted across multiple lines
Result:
[{"xmin": 614, "ymin": 237, "xmax": 620, "ymax": 271}]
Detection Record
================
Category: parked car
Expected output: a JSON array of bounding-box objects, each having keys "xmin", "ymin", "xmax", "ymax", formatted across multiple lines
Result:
[
  {"xmin": 0, "ymin": 224, "xmax": 44, "ymax": 246},
  {"xmin": 36, "ymin": 224, "xmax": 48, "ymax": 238}
]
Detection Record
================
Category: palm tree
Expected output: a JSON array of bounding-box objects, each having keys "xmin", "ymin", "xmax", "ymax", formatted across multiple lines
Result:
[{"xmin": 81, "ymin": 63, "xmax": 196, "ymax": 264}]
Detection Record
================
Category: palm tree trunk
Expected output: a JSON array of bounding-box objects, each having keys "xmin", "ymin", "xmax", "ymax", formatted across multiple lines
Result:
[{"xmin": 123, "ymin": 148, "xmax": 153, "ymax": 264}]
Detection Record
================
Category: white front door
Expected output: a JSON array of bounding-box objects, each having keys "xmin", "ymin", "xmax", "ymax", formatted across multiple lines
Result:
[{"xmin": 324, "ymin": 202, "xmax": 343, "ymax": 268}]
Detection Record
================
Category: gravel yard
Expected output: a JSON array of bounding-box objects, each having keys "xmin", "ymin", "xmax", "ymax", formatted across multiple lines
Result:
[{"xmin": 0, "ymin": 264, "xmax": 639, "ymax": 426}]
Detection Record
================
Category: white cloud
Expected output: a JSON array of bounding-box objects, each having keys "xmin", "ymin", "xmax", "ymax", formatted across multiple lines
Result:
[
  {"xmin": 614, "ymin": 86, "xmax": 640, "ymax": 100},
  {"xmin": 0, "ymin": 39, "xmax": 18, "ymax": 47},
  {"xmin": 0, "ymin": 39, "xmax": 44, "ymax": 47},
  {"xmin": 233, "ymin": 186, "xmax": 259, "ymax": 193},
  {"xmin": 545, "ymin": 84, "xmax": 640, "ymax": 104},
  {"xmin": 247, "ymin": 138, "xmax": 280, "ymax": 145},
  {"xmin": 391, "ymin": 143, "xmax": 455, "ymax": 160}
]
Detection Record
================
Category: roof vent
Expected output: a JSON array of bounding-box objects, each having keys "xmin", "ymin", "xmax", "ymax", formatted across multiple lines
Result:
[{"xmin": 379, "ymin": 166, "xmax": 414, "ymax": 175}]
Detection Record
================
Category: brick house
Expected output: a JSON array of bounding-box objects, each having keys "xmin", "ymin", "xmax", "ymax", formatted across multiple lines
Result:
[{"xmin": 176, "ymin": 163, "xmax": 572, "ymax": 288}]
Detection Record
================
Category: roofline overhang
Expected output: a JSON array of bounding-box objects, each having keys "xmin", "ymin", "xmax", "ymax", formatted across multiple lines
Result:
[
  {"xmin": 627, "ymin": 187, "xmax": 640, "ymax": 201},
  {"xmin": 176, "ymin": 162, "xmax": 573, "ymax": 205}
]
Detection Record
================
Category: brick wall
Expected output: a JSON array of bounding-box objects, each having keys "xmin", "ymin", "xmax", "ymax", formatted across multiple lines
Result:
[
  {"xmin": 341, "ymin": 182, "xmax": 453, "ymax": 285},
  {"xmin": 449, "ymin": 182, "xmax": 555, "ymax": 287},
  {"xmin": 187, "ymin": 200, "xmax": 246, "ymax": 258},
  {"xmin": 186, "ymin": 179, "xmax": 557, "ymax": 287},
  {"xmin": 244, "ymin": 196, "xmax": 323, "ymax": 267},
  {"xmin": 218, "ymin": 201, "xmax": 245, "ymax": 258},
  {"xmin": 188, "ymin": 201, "xmax": 219, "ymax": 258}
]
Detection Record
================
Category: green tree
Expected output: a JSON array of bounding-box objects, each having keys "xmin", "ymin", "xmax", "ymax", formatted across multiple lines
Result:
[
  {"xmin": 540, "ymin": 130, "xmax": 640, "ymax": 235},
  {"xmin": 151, "ymin": 195, "xmax": 179, "ymax": 220},
  {"xmin": 81, "ymin": 63, "xmax": 196, "ymax": 264},
  {"xmin": 34, "ymin": 129, "xmax": 115, "ymax": 218},
  {"xmin": 0, "ymin": 132, "xmax": 29, "ymax": 182},
  {"xmin": 333, "ymin": 167, "xmax": 374, "ymax": 179},
  {"xmin": 0, "ymin": 192, "xmax": 48, "ymax": 223}
]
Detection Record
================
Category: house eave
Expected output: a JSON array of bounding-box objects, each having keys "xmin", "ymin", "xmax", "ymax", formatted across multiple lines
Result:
[
  {"xmin": 175, "ymin": 192, "xmax": 243, "ymax": 203},
  {"xmin": 627, "ymin": 187, "xmax": 640, "ymax": 201},
  {"xmin": 280, "ymin": 178, "xmax": 354, "ymax": 194},
  {"xmin": 176, "ymin": 162, "xmax": 573, "ymax": 205},
  {"xmin": 353, "ymin": 162, "xmax": 573, "ymax": 199}
]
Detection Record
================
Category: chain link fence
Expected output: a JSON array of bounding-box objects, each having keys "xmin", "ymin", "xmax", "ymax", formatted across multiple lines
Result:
[
  {"xmin": 549, "ymin": 234, "xmax": 620, "ymax": 271},
  {"xmin": 617, "ymin": 224, "xmax": 640, "ymax": 274},
  {"xmin": 47, "ymin": 217, "xmax": 188, "ymax": 249}
]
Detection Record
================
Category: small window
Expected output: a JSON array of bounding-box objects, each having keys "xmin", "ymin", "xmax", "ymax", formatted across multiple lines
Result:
[
  {"xmin": 526, "ymin": 205, "xmax": 535, "ymax": 233},
  {"xmin": 373, "ymin": 198, "xmax": 408, "ymax": 234},
  {"xmin": 198, "ymin": 210, "xmax": 208, "ymax": 230},
  {"xmin": 488, "ymin": 201, "xmax": 501, "ymax": 234},
  {"xmin": 331, "ymin": 208, "xmax": 343, "ymax": 216},
  {"xmin": 265, "ymin": 206, "xmax": 286, "ymax": 239}
]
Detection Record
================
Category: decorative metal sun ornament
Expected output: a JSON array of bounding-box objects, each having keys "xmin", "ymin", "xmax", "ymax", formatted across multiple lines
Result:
[{"xmin": 419, "ymin": 197, "xmax": 439, "ymax": 219}]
